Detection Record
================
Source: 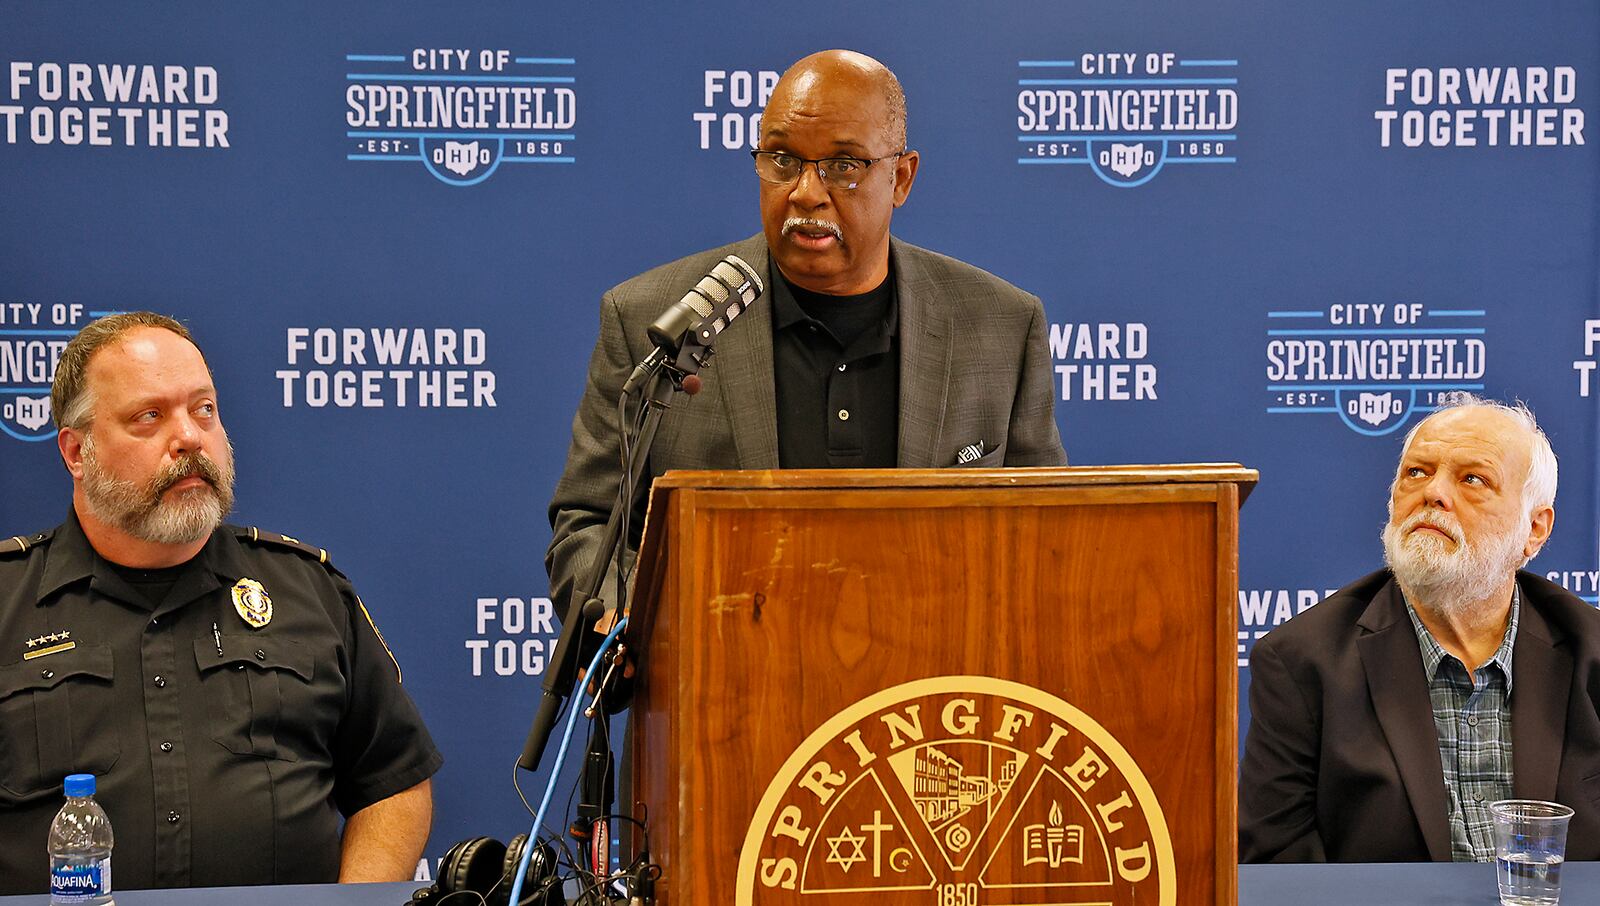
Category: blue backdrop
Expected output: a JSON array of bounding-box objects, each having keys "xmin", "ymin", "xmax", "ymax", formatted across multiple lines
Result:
[{"xmin": 2, "ymin": 0, "xmax": 1597, "ymax": 877}]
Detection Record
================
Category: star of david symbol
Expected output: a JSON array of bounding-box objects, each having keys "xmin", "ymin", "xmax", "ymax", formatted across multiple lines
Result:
[{"xmin": 824, "ymin": 826, "xmax": 868, "ymax": 873}]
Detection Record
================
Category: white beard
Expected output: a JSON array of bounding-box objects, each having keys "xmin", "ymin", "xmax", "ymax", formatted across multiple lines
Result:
[
  {"xmin": 1381, "ymin": 508, "xmax": 1525, "ymax": 621},
  {"xmin": 81, "ymin": 435, "xmax": 234, "ymax": 545}
]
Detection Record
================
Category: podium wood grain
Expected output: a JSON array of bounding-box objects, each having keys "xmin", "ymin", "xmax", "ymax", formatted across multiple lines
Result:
[{"xmin": 625, "ymin": 465, "xmax": 1254, "ymax": 906}]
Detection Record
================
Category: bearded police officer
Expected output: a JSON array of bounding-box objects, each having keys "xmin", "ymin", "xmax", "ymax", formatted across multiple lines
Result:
[{"xmin": 0, "ymin": 312, "xmax": 441, "ymax": 892}]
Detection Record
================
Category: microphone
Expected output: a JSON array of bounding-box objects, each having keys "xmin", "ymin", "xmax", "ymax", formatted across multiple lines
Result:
[{"xmin": 645, "ymin": 255, "xmax": 763, "ymax": 355}]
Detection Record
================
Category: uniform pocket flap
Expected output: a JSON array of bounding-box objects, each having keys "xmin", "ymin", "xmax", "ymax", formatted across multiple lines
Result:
[
  {"xmin": 193, "ymin": 636, "xmax": 314, "ymax": 682},
  {"xmin": 0, "ymin": 643, "xmax": 113, "ymax": 702}
]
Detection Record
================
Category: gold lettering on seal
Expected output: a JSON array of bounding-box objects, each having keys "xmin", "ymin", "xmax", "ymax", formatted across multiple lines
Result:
[
  {"xmin": 1034, "ymin": 721, "xmax": 1071, "ymax": 760},
  {"xmin": 1096, "ymin": 789, "xmax": 1135, "ymax": 833},
  {"xmin": 881, "ymin": 705, "xmax": 925, "ymax": 748},
  {"xmin": 994, "ymin": 704, "xmax": 1035, "ymax": 741},
  {"xmin": 1116, "ymin": 841, "xmax": 1153, "ymax": 883},
  {"xmin": 797, "ymin": 761, "xmax": 847, "ymax": 805},
  {"xmin": 1067, "ymin": 746, "xmax": 1110, "ymax": 792},
  {"xmin": 841, "ymin": 729, "xmax": 877, "ymax": 767},
  {"xmin": 940, "ymin": 698, "xmax": 979, "ymax": 735},
  {"xmin": 769, "ymin": 805, "xmax": 811, "ymax": 846},
  {"xmin": 758, "ymin": 857, "xmax": 798, "ymax": 889}
]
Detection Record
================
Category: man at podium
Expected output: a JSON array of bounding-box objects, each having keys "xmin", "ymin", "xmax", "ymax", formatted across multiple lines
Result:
[
  {"xmin": 1240, "ymin": 396, "xmax": 1600, "ymax": 862},
  {"xmin": 547, "ymin": 48, "xmax": 1066, "ymax": 619}
]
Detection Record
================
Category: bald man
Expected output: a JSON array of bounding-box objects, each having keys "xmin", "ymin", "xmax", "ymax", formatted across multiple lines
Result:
[
  {"xmin": 1240, "ymin": 395, "xmax": 1600, "ymax": 863},
  {"xmin": 547, "ymin": 49, "xmax": 1066, "ymax": 619}
]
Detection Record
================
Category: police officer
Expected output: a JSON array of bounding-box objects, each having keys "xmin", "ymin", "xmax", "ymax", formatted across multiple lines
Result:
[{"xmin": 0, "ymin": 312, "xmax": 441, "ymax": 892}]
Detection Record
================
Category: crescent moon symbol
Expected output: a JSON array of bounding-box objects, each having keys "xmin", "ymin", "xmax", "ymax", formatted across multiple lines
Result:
[{"xmin": 889, "ymin": 847, "xmax": 912, "ymax": 872}]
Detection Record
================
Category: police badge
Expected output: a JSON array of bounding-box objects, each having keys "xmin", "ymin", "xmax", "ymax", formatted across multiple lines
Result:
[{"xmin": 231, "ymin": 578, "xmax": 273, "ymax": 629}]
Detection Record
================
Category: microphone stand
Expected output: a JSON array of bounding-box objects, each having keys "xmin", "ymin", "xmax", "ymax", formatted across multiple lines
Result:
[{"xmin": 518, "ymin": 340, "xmax": 706, "ymax": 773}]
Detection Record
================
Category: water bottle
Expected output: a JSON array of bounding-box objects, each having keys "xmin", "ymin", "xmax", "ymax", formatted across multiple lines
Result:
[{"xmin": 49, "ymin": 773, "xmax": 114, "ymax": 906}]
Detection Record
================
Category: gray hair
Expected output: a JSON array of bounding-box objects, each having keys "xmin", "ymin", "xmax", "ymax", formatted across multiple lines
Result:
[
  {"xmin": 882, "ymin": 67, "xmax": 907, "ymax": 149},
  {"xmin": 1396, "ymin": 392, "xmax": 1558, "ymax": 518}
]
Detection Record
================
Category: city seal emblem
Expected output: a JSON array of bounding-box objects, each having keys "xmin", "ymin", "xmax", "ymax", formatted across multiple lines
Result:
[
  {"xmin": 231, "ymin": 578, "xmax": 273, "ymax": 629},
  {"xmin": 737, "ymin": 676, "xmax": 1174, "ymax": 905}
]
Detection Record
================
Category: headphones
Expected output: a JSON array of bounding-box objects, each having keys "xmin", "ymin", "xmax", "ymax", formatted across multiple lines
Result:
[{"xmin": 406, "ymin": 833, "xmax": 564, "ymax": 906}]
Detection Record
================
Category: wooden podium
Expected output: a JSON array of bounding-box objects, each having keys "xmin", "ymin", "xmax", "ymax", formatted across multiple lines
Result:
[{"xmin": 623, "ymin": 465, "xmax": 1256, "ymax": 906}]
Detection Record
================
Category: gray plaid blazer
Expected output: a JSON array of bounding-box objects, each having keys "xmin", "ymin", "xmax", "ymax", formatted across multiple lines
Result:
[{"xmin": 545, "ymin": 234, "xmax": 1066, "ymax": 615}]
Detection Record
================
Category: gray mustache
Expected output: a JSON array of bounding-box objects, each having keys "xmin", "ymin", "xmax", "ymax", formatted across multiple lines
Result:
[
  {"xmin": 152, "ymin": 452, "xmax": 222, "ymax": 499},
  {"xmin": 782, "ymin": 217, "xmax": 843, "ymax": 242}
]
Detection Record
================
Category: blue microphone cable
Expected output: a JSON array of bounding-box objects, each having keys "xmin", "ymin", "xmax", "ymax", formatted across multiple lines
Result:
[{"xmin": 508, "ymin": 617, "xmax": 627, "ymax": 906}]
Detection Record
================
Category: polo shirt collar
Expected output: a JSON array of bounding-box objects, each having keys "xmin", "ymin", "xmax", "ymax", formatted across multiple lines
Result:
[{"xmin": 767, "ymin": 259, "xmax": 901, "ymax": 341}]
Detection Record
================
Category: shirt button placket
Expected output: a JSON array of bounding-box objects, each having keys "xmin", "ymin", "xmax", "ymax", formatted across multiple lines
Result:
[{"xmin": 143, "ymin": 608, "xmax": 192, "ymax": 887}]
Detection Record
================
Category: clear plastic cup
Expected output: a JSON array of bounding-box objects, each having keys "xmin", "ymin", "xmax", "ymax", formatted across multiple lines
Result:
[{"xmin": 1492, "ymin": 799, "xmax": 1574, "ymax": 906}]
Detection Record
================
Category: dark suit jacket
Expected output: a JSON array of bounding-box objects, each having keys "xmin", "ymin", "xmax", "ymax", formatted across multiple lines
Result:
[
  {"xmin": 1239, "ymin": 569, "xmax": 1600, "ymax": 862},
  {"xmin": 545, "ymin": 233, "xmax": 1066, "ymax": 615}
]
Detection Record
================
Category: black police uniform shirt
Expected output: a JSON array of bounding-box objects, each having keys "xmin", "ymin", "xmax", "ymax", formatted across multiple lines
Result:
[{"xmin": 0, "ymin": 512, "xmax": 443, "ymax": 892}]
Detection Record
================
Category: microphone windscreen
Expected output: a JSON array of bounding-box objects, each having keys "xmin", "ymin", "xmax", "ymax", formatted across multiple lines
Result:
[
  {"xmin": 687, "ymin": 269, "xmax": 731, "ymax": 314},
  {"xmin": 720, "ymin": 255, "xmax": 764, "ymax": 296},
  {"xmin": 646, "ymin": 254, "xmax": 766, "ymax": 354}
]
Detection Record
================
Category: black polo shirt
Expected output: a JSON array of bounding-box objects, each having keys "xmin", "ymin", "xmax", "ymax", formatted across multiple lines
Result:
[
  {"xmin": 0, "ymin": 513, "xmax": 442, "ymax": 893},
  {"xmin": 771, "ymin": 266, "xmax": 900, "ymax": 468}
]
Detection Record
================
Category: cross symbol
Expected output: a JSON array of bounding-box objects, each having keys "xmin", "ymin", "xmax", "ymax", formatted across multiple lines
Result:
[{"xmin": 862, "ymin": 810, "xmax": 896, "ymax": 878}]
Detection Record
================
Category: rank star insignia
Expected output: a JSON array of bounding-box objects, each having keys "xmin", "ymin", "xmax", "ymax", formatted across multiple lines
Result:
[
  {"xmin": 23, "ymin": 629, "xmax": 77, "ymax": 660},
  {"xmin": 232, "ymin": 578, "xmax": 273, "ymax": 629},
  {"xmin": 26, "ymin": 630, "xmax": 71, "ymax": 649}
]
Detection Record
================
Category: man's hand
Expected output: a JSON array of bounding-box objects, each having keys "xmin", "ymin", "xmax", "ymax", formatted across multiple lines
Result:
[{"xmin": 338, "ymin": 779, "xmax": 433, "ymax": 883}]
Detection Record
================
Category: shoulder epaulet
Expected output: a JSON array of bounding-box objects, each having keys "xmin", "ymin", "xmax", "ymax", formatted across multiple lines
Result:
[
  {"xmin": 235, "ymin": 526, "xmax": 335, "ymax": 567},
  {"xmin": 0, "ymin": 529, "xmax": 53, "ymax": 557},
  {"xmin": 232, "ymin": 526, "xmax": 397, "ymax": 680}
]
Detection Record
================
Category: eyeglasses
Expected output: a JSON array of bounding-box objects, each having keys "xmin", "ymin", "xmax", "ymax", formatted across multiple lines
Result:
[{"xmin": 750, "ymin": 149, "xmax": 906, "ymax": 191}]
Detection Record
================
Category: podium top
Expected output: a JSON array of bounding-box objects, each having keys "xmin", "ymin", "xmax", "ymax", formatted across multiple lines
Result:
[{"xmin": 654, "ymin": 462, "xmax": 1258, "ymax": 501}]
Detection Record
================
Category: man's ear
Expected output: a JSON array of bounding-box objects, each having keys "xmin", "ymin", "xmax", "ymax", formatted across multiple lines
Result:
[
  {"xmin": 1523, "ymin": 504, "xmax": 1554, "ymax": 561},
  {"xmin": 59, "ymin": 427, "xmax": 87, "ymax": 480},
  {"xmin": 891, "ymin": 150, "xmax": 919, "ymax": 207}
]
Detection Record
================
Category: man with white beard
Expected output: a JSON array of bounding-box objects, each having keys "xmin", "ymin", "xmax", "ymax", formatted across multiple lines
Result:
[
  {"xmin": 0, "ymin": 313, "xmax": 441, "ymax": 893},
  {"xmin": 1240, "ymin": 395, "xmax": 1600, "ymax": 863}
]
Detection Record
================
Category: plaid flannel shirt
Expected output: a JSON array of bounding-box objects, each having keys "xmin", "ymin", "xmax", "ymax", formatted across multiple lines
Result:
[{"xmin": 1404, "ymin": 586, "xmax": 1520, "ymax": 862}]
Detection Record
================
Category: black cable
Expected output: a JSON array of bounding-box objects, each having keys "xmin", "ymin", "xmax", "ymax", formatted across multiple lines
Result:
[
  {"xmin": 512, "ymin": 753, "xmax": 538, "ymax": 818},
  {"xmin": 614, "ymin": 369, "xmax": 653, "ymax": 616}
]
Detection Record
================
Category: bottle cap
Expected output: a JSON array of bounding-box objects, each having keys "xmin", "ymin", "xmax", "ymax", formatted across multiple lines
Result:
[{"xmin": 63, "ymin": 774, "xmax": 95, "ymax": 797}]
